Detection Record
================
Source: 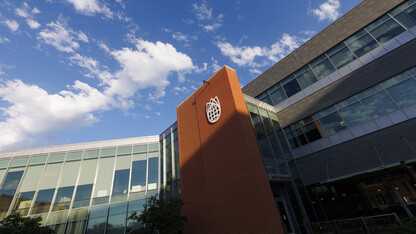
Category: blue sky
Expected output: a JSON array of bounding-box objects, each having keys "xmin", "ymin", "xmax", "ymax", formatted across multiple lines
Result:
[{"xmin": 0, "ymin": 0, "xmax": 361, "ymax": 150}]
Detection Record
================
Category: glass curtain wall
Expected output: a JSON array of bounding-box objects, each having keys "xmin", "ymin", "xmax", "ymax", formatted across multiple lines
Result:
[
  {"xmin": 256, "ymin": 0, "xmax": 416, "ymax": 106},
  {"xmin": 284, "ymin": 66, "xmax": 416, "ymax": 149},
  {"xmin": 160, "ymin": 124, "xmax": 181, "ymax": 197},
  {"xmin": 0, "ymin": 141, "xmax": 160, "ymax": 234}
]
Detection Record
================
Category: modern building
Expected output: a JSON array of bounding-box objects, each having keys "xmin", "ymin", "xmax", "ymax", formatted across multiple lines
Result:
[{"xmin": 1, "ymin": 0, "xmax": 416, "ymax": 233}]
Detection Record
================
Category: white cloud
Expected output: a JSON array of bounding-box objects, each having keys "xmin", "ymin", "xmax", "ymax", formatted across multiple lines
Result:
[
  {"xmin": 98, "ymin": 42, "xmax": 110, "ymax": 53},
  {"xmin": 211, "ymin": 57, "xmax": 221, "ymax": 72},
  {"xmin": 0, "ymin": 37, "xmax": 10, "ymax": 44},
  {"xmin": 300, "ymin": 30, "xmax": 317, "ymax": 37},
  {"xmin": 65, "ymin": 0, "xmax": 113, "ymax": 19},
  {"xmin": 203, "ymin": 23, "xmax": 221, "ymax": 32},
  {"xmin": 193, "ymin": 1, "xmax": 212, "ymax": 20},
  {"xmin": 108, "ymin": 39, "xmax": 195, "ymax": 100},
  {"xmin": 15, "ymin": 2, "xmax": 40, "ymax": 18},
  {"xmin": 310, "ymin": 0, "xmax": 341, "ymax": 22},
  {"xmin": 2, "ymin": 19, "xmax": 19, "ymax": 32},
  {"xmin": 0, "ymin": 79, "xmax": 111, "ymax": 150},
  {"xmin": 172, "ymin": 32, "xmax": 190, "ymax": 42},
  {"xmin": 70, "ymin": 53, "xmax": 113, "ymax": 83},
  {"xmin": 77, "ymin": 31, "xmax": 89, "ymax": 43},
  {"xmin": 26, "ymin": 19, "xmax": 41, "ymax": 29},
  {"xmin": 249, "ymin": 68, "xmax": 261, "ymax": 75},
  {"xmin": 38, "ymin": 19, "xmax": 89, "ymax": 53},
  {"xmin": 217, "ymin": 33, "xmax": 306, "ymax": 67}
]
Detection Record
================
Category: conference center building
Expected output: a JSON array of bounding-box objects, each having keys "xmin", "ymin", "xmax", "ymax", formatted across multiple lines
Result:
[{"xmin": 1, "ymin": 0, "xmax": 416, "ymax": 233}]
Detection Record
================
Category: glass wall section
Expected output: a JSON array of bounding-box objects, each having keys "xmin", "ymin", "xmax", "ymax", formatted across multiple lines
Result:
[
  {"xmin": 13, "ymin": 164, "xmax": 44, "ymax": 215},
  {"xmin": 93, "ymin": 155, "xmax": 115, "ymax": 205},
  {"xmin": 53, "ymin": 161, "xmax": 81, "ymax": 211},
  {"xmin": 0, "ymin": 169, "xmax": 24, "ymax": 218},
  {"xmin": 33, "ymin": 162, "xmax": 63, "ymax": 215},
  {"xmin": 173, "ymin": 129, "xmax": 180, "ymax": 196},
  {"xmin": 130, "ymin": 145, "xmax": 147, "ymax": 200},
  {"xmin": 164, "ymin": 134, "xmax": 172, "ymax": 192},
  {"xmin": 147, "ymin": 145, "xmax": 159, "ymax": 192},
  {"xmin": 0, "ymin": 140, "xmax": 160, "ymax": 233},
  {"xmin": 255, "ymin": 0, "xmax": 414, "ymax": 106},
  {"xmin": 112, "ymin": 147, "xmax": 131, "ymax": 202},
  {"xmin": 284, "ymin": 65, "xmax": 416, "ymax": 149},
  {"xmin": 73, "ymin": 159, "xmax": 97, "ymax": 208}
]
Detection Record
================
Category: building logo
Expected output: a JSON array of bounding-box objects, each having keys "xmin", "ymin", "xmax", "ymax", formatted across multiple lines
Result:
[{"xmin": 206, "ymin": 96, "xmax": 221, "ymax": 124}]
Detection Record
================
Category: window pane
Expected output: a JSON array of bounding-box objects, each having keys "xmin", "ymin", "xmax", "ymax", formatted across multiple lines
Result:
[
  {"xmin": 66, "ymin": 220, "xmax": 86, "ymax": 234},
  {"xmin": 109, "ymin": 202, "xmax": 127, "ymax": 215},
  {"xmin": 0, "ymin": 159, "xmax": 10, "ymax": 169},
  {"xmin": 148, "ymin": 144, "xmax": 159, "ymax": 152},
  {"xmin": 283, "ymin": 79, "xmax": 302, "ymax": 97},
  {"xmin": 319, "ymin": 111, "xmax": 348, "ymax": 135},
  {"xmin": 286, "ymin": 129, "xmax": 307, "ymax": 149},
  {"xmin": 147, "ymin": 156, "xmax": 158, "ymax": 191},
  {"xmin": 386, "ymin": 78, "xmax": 416, "ymax": 108},
  {"xmin": 270, "ymin": 88, "xmax": 286, "ymax": 105},
  {"xmin": 357, "ymin": 85, "xmax": 383, "ymax": 100},
  {"xmin": 13, "ymin": 191, "xmax": 35, "ymax": 216},
  {"xmin": 338, "ymin": 102, "xmax": 371, "ymax": 127},
  {"xmin": 86, "ymin": 216, "xmax": 107, "ymax": 234},
  {"xmin": 0, "ymin": 170, "xmax": 24, "ymax": 215},
  {"xmin": 311, "ymin": 59, "xmax": 336, "ymax": 80},
  {"xmin": 10, "ymin": 157, "xmax": 29, "ymax": 167},
  {"xmin": 361, "ymin": 91, "xmax": 398, "ymax": 118},
  {"xmin": 66, "ymin": 151, "xmax": 83, "ymax": 161},
  {"xmin": 329, "ymin": 46, "xmax": 356, "ymax": 69},
  {"xmin": 334, "ymin": 95, "xmax": 359, "ymax": 109},
  {"xmin": 261, "ymin": 95, "xmax": 273, "ymax": 105},
  {"xmin": 127, "ymin": 200, "xmax": 145, "ymax": 233},
  {"xmin": 111, "ymin": 169, "xmax": 129, "ymax": 202},
  {"xmin": 90, "ymin": 205, "xmax": 108, "ymax": 218},
  {"xmin": 133, "ymin": 145, "xmax": 147, "ymax": 154},
  {"xmin": 117, "ymin": 146, "xmax": 132, "ymax": 156},
  {"xmin": 316, "ymin": 106, "xmax": 337, "ymax": 119},
  {"xmin": 302, "ymin": 122, "xmax": 323, "ymax": 142},
  {"xmin": 73, "ymin": 184, "xmax": 93, "ymax": 208},
  {"xmin": 58, "ymin": 161, "xmax": 81, "ymax": 188},
  {"xmin": 131, "ymin": 154, "xmax": 147, "ymax": 193},
  {"xmin": 47, "ymin": 210, "xmax": 68, "ymax": 225},
  {"xmin": 32, "ymin": 188, "xmax": 55, "ymax": 214},
  {"xmin": 369, "ymin": 19, "xmax": 405, "ymax": 44},
  {"xmin": 49, "ymin": 153, "xmax": 66, "ymax": 163},
  {"xmin": 347, "ymin": 33, "xmax": 379, "ymax": 57},
  {"xmin": 69, "ymin": 207, "xmax": 88, "ymax": 221},
  {"xmin": 29, "ymin": 155, "xmax": 48, "ymax": 165},
  {"xmin": 53, "ymin": 186, "xmax": 74, "ymax": 211},
  {"xmin": 78, "ymin": 159, "xmax": 98, "ymax": 186},
  {"xmin": 107, "ymin": 213, "xmax": 126, "ymax": 234},
  {"xmin": 296, "ymin": 69, "xmax": 318, "ymax": 88},
  {"xmin": 395, "ymin": 11, "xmax": 416, "ymax": 29},
  {"xmin": 19, "ymin": 165, "xmax": 43, "ymax": 192},
  {"xmin": 84, "ymin": 149, "xmax": 99, "ymax": 159},
  {"xmin": 93, "ymin": 157, "xmax": 115, "ymax": 205},
  {"xmin": 101, "ymin": 147, "xmax": 116, "ymax": 158}
]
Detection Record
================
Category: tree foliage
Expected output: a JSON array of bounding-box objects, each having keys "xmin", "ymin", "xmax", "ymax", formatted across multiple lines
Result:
[
  {"xmin": 128, "ymin": 192, "xmax": 187, "ymax": 234},
  {"xmin": 393, "ymin": 218, "xmax": 416, "ymax": 234},
  {"xmin": 0, "ymin": 212, "xmax": 54, "ymax": 234}
]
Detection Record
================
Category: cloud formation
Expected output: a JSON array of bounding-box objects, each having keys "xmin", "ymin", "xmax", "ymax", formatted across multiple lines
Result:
[
  {"xmin": 38, "ymin": 18, "xmax": 89, "ymax": 53},
  {"xmin": 217, "ymin": 33, "xmax": 306, "ymax": 67},
  {"xmin": 310, "ymin": 0, "xmax": 341, "ymax": 22},
  {"xmin": 65, "ymin": 0, "xmax": 113, "ymax": 18},
  {"xmin": 2, "ymin": 20, "xmax": 19, "ymax": 32}
]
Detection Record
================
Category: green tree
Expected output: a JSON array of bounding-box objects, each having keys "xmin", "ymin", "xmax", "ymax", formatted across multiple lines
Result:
[
  {"xmin": 0, "ymin": 212, "xmax": 54, "ymax": 234},
  {"xmin": 128, "ymin": 192, "xmax": 187, "ymax": 234},
  {"xmin": 393, "ymin": 218, "xmax": 416, "ymax": 234}
]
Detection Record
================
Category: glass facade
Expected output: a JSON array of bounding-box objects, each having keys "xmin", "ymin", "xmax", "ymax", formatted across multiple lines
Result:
[
  {"xmin": 284, "ymin": 65, "xmax": 416, "ymax": 149},
  {"xmin": 0, "ymin": 140, "xmax": 161, "ymax": 233},
  {"xmin": 256, "ymin": 0, "xmax": 416, "ymax": 106}
]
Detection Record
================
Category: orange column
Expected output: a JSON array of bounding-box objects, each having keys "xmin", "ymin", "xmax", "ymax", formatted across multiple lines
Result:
[{"xmin": 177, "ymin": 66, "xmax": 284, "ymax": 234}]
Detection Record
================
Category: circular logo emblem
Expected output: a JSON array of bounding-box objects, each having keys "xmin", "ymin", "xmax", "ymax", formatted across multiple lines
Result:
[{"xmin": 206, "ymin": 96, "xmax": 221, "ymax": 124}]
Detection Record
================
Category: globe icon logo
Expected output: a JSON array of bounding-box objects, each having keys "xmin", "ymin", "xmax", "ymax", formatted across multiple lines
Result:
[{"xmin": 206, "ymin": 96, "xmax": 221, "ymax": 124}]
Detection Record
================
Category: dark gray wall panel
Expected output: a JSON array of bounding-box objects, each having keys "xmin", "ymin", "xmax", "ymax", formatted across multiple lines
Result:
[
  {"xmin": 277, "ymin": 38, "xmax": 416, "ymax": 128},
  {"xmin": 243, "ymin": 0, "xmax": 404, "ymax": 98},
  {"xmin": 296, "ymin": 118, "xmax": 416, "ymax": 186}
]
